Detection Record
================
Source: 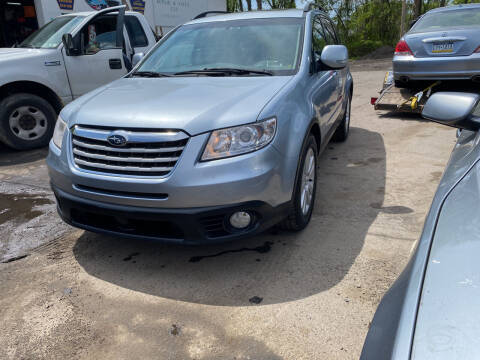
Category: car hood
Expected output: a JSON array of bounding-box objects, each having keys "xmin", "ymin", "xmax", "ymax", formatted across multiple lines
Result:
[
  {"xmin": 0, "ymin": 47, "xmax": 51, "ymax": 62},
  {"xmin": 65, "ymin": 76, "xmax": 292, "ymax": 135}
]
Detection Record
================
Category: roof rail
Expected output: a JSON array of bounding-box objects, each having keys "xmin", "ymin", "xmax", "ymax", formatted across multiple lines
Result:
[
  {"xmin": 303, "ymin": 1, "xmax": 324, "ymax": 12},
  {"xmin": 193, "ymin": 11, "xmax": 230, "ymax": 20}
]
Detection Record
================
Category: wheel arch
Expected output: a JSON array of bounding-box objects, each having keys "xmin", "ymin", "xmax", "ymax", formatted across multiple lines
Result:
[{"xmin": 0, "ymin": 81, "xmax": 63, "ymax": 114}]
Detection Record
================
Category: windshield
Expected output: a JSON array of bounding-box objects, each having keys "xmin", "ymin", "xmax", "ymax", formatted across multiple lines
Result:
[
  {"xmin": 411, "ymin": 8, "xmax": 480, "ymax": 33},
  {"xmin": 19, "ymin": 16, "xmax": 85, "ymax": 49},
  {"xmin": 137, "ymin": 18, "xmax": 305, "ymax": 76}
]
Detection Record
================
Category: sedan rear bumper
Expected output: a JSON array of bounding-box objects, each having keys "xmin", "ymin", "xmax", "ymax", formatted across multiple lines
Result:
[{"xmin": 393, "ymin": 53, "xmax": 480, "ymax": 81}]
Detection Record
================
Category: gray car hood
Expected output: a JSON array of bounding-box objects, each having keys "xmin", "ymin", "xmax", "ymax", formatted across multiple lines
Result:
[{"xmin": 66, "ymin": 76, "xmax": 292, "ymax": 135}]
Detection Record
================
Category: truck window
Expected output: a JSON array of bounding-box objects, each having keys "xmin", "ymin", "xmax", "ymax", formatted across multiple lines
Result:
[
  {"xmin": 81, "ymin": 15, "xmax": 117, "ymax": 55},
  {"xmin": 125, "ymin": 16, "xmax": 148, "ymax": 48}
]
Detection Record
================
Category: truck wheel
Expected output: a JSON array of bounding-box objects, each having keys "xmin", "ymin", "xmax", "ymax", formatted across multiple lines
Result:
[
  {"xmin": 332, "ymin": 94, "xmax": 351, "ymax": 142},
  {"xmin": 0, "ymin": 93, "xmax": 57, "ymax": 150},
  {"xmin": 280, "ymin": 135, "xmax": 318, "ymax": 231}
]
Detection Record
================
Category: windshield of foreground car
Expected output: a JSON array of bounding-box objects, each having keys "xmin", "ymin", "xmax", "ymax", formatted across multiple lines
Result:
[
  {"xmin": 19, "ymin": 16, "xmax": 85, "ymax": 49},
  {"xmin": 411, "ymin": 8, "xmax": 480, "ymax": 33},
  {"xmin": 137, "ymin": 18, "xmax": 305, "ymax": 76}
]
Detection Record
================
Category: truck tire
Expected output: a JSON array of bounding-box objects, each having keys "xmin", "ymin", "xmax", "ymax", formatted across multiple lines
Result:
[
  {"xmin": 280, "ymin": 135, "xmax": 318, "ymax": 231},
  {"xmin": 332, "ymin": 94, "xmax": 351, "ymax": 142},
  {"xmin": 0, "ymin": 93, "xmax": 57, "ymax": 150}
]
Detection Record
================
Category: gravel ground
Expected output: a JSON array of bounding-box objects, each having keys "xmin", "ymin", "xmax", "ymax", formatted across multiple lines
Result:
[{"xmin": 0, "ymin": 62, "xmax": 456, "ymax": 360}]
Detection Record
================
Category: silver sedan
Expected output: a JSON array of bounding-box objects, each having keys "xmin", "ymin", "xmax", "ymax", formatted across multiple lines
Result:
[
  {"xmin": 393, "ymin": 4, "xmax": 480, "ymax": 86},
  {"xmin": 361, "ymin": 92, "xmax": 480, "ymax": 359}
]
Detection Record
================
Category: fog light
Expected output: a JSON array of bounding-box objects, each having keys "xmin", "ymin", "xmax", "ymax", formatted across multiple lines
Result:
[{"xmin": 229, "ymin": 211, "xmax": 251, "ymax": 229}]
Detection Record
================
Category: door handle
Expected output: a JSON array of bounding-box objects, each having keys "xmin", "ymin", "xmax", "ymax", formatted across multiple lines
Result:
[{"xmin": 109, "ymin": 58, "xmax": 122, "ymax": 69}]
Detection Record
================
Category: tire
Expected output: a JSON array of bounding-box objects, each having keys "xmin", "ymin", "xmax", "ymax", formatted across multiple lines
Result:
[
  {"xmin": 0, "ymin": 93, "xmax": 57, "ymax": 150},
  {"xmin": 394, "ymin": 80, "xmax": 407, "ymax": 88},
  {"xmin": 280, "ymin": 135, "xmax": 318, "ymax": 231},
  {"xmin": 332, "ymin": 93, "xmax": 351, "ymax": 142}
]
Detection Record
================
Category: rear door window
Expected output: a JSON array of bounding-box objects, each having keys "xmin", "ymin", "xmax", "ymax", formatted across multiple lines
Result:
[{"xmin": 125, "ymin": 16, "xmax": 148, "ymax": 47}]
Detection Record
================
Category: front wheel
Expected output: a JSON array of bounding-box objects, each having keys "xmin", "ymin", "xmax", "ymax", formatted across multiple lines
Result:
[
  {"xmin": 280, "ymin": 135, "xmax": 318, "ymax": 231},
  {"xmin": 0, "ymin": 93, "xmax": 57, "ymax": 150}
]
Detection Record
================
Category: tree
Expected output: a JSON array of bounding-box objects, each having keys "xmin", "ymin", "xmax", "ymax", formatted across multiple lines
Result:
[
  {"xmin": 246, "ymin": 0, "xmax": 252, "ymax": 10},
  {"xmin": 257, "ymin": 0, "xmax": 263, "ymax": 9},
  {"xmin": 265, "ymin": 0, "xmax": 296, "ymax": 8}
]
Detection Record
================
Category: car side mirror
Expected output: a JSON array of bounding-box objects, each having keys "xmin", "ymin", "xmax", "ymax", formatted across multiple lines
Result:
[
  {"xmin": 62, "ymin": 33, "xmax": 79, "ymax": 56},
  {"xmin": 132, "ymin": 52, "xmax": 145, "ymax": 67},
  {"xmin": 321, "ymin": 45, "xmax": 348, "ymax": 69},
  {"xmin": 422, "ymin": 92, "xmax": 480, "ymax": 131}
]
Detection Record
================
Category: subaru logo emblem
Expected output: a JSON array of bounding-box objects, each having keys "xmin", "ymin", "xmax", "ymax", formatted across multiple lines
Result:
[{"xmin": 107, "ymin": 134, "xmax": 127, "ymax": 147}]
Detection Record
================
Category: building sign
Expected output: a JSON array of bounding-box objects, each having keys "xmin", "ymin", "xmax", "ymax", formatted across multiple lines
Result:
[
  {"xmin": 85, "ymin": 0, "xmax": 109, "ymax": 10},
  {"xmin": 57, "ymin": 0, "xmax": 74, "ymax": 11},
  {"xmin": 131, "ymin": 0, "xmax": 145, "ymax": 14}
]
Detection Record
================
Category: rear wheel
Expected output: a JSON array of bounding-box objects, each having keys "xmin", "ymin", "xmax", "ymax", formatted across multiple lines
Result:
[
  {"xmin": 332, "ymin": 93, "xmax": 351, "ymax": 142},
  {"xmin": 280, "ymin": 135, "xmax": 318, "ymax": 231},
  {"xmin": 0, "ymin": 93, "xmax": 57, "ymax": 150}
]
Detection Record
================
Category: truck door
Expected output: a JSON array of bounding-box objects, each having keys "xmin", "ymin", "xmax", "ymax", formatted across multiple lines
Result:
[{"xmin": 62, "ymin": 8, "xmax": 127, "ymax": 98}]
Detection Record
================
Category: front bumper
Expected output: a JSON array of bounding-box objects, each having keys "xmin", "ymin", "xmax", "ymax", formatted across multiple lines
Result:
[
  {"xmin": 393, "ymin": 53, "xmax": 480, "ymax": 81},
  {"xmin": 52, "ymin": 184, "xmax": 290, "ymax": 244}
]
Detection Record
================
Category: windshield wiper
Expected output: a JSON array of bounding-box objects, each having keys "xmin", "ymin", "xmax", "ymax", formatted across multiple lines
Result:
[
  {"xmin": 130, "ymin": 71, "xmax": 171, "ymax": 78},
  {"xmin": 174, "ymin": 68, "xmax": 273, "ymax": 76}
]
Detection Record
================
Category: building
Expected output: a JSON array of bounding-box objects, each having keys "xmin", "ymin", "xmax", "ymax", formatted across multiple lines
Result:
[{"xmin": 0, "ymin": 0, "xmax": 225, "ymax": 47}]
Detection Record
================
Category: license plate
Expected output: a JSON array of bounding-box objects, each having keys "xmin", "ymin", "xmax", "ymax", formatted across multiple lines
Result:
[{"xmin": 432, "ymin": 42, "xmax": 454, "ymax": 53}]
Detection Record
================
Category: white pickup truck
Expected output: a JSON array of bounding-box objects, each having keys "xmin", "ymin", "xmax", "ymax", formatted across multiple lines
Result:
[{"xmin": 0, "ymin": 6, "xmax": 155, "ymax": 150}]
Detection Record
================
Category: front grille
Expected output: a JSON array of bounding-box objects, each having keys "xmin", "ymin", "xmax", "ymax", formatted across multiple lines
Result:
[{"xmin": 71, "ymin": 126, "xmax": 189, "ymax": 177}]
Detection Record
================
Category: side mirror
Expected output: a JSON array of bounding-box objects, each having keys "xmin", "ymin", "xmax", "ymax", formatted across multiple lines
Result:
[
  {"xmin": 321, "ymin": 45, "xmax": 348, "ymax": 69},
  {"xmin": 62, "ymin": 33, "xmax": 79, "ymax": 56},
  {"xmin": 132, "ymin": 52, "xmax": 145, "ymax": 67},
  {"xmin": 422, "ymin": 92, "xmax": 480, "ymax": 131}
]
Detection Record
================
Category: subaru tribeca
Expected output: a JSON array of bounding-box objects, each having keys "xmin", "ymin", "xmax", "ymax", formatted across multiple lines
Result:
[{"xmin": 47, "ymin": 5, "xmax": 353, "ymax": 244}]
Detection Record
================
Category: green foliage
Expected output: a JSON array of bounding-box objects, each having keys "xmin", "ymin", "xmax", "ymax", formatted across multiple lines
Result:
[
  {"xmin": 348, "ymin": 39, "xmax": 383, "ymax": 57},
  {"xmin": 226, "ymin": 0, "xmax": 480, "ymax": 57}
]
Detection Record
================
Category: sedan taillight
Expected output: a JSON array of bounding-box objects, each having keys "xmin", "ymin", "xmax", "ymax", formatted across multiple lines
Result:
[{"xmin": 395, "ymin": 40, "xmax": 413, "ymax": 56}]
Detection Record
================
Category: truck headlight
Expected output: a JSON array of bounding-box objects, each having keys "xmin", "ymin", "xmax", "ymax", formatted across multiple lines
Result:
[
  {"xmin": 52, "ymin": 116, "xmax": 67, "ymax": 149},
  {"xmin": 201, "ymin": 118, "xmax": 276, "ymax": 161}
]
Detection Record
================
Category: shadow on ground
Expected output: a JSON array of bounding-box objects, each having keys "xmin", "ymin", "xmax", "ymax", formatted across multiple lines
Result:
[
  {"xmin": 73, "ymin": 127, "xmax": 386, "ymax": 306},
  {"xmin": 0, "ymin": 143, "xmax": 47, "ymax": 166},
  {"xmin": 378, "ymin": 111, "xmax": 428, "ymax": 122}
]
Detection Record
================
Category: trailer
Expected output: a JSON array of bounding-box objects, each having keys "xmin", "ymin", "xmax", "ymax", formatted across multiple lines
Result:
[
  {"xmin": 371, "ymin": 70, "xmax": 480, "ymax": 114},
  {"xmin": 371, "ymin": 70, "xmax": 441, "ymax": 113}
]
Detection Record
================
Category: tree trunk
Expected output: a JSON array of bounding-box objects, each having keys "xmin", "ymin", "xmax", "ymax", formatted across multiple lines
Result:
[
  {"xmin": 246, "ymin": 0, "xmax": 252, "ymax": 10},
  {"xmin": 256, "ymin": 0, "xmax": 262, "ymax": 10},
  {"xmin": 440, "ymin": 0, "xmax": 446, "ymax": 6},
  {"xmin": 414, "ymin": 0, "xmax": 422, "ymax": 18},
  {"xmin": 238, "ymin": 0, "xmax": 244, "ymax": 11},
  {"xmin": 400, "ymin": 0, "xmax": 406, "ymax": 37}
]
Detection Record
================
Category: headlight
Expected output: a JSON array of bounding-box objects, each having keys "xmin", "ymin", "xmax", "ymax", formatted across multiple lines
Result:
[
  {"xmin": 202, "ymin": 118, "xmax": 277, "ymax": 161},
  {"xmin": 52, "ymin": 116, "xmax": 67, "ymax": 149}
]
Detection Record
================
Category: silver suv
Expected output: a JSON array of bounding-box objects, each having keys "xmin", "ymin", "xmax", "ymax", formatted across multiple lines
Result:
[{"xmin": 47, "ymin": 5, "xmax": 353, "ymax": 244}]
